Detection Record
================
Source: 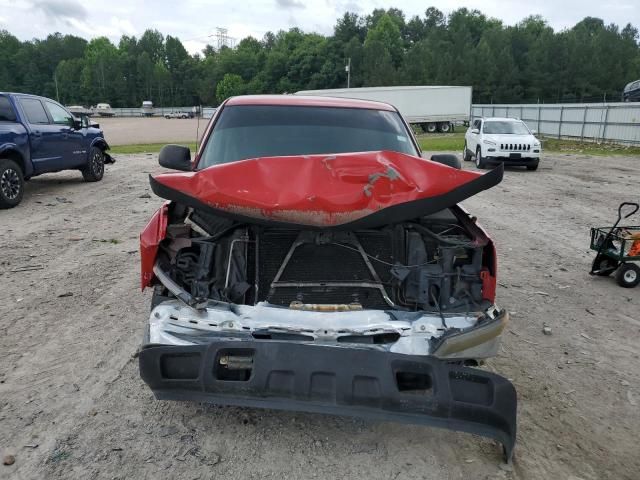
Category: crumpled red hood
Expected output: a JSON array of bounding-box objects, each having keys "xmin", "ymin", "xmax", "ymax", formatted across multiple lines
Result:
[{"xmin": 150, "ymin": 150, "xmax": 502, "ymax": 228}]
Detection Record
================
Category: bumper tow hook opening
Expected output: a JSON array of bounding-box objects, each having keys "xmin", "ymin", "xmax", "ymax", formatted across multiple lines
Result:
[{"xmin": 216, "ymin": 349, "xmax": 254, "ymax": 381}]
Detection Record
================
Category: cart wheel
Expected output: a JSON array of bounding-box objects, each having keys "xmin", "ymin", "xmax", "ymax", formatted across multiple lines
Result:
[
  {"xmin": 593, "ymin": 256, "xmax": 619, "ymax": 276},
  {"xmin": 615, "ymin": 263, "xmax": 640, "ymax": 288}
]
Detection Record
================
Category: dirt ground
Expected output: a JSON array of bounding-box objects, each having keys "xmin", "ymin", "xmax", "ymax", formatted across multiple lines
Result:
[
  {"xmin": 99, "ymin": 117, "xmax": 201, "ymax": 145},
  {"xmin": 1, "ymin": 152, "xmax": 638, "ymax": 480}
]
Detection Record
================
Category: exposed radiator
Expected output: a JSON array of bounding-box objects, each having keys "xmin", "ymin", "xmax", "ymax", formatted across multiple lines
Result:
[{"xmin": 257, "ymin": 230, "xmax": 394, "ymax": 308}]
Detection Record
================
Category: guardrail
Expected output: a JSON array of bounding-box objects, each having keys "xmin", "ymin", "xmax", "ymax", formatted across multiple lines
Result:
[
  {"xmin": 100, "ymin": 107, "xmax": 217, "ymax": 118},
  {"xmin": 472, "ymin": 103, "xmax": 640, "ymax": 145}
]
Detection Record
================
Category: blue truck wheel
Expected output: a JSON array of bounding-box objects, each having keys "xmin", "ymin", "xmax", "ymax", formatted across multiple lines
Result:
[
  {"xmin": 0, "ymin": 158, "xmax": 24, "ymax": 208},
  {"xmin": 81, "ymin": 147, "xmax": 105, "ymax": 182}
]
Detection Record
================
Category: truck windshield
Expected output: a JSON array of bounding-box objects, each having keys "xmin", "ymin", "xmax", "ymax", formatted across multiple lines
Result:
[
  {"xmin": 198, "ymin": 105, "xmax": 418, "ymax": 168},
  {"xmin": 483, "ymin": 121, "xmax": 530, "ymax": 135}
]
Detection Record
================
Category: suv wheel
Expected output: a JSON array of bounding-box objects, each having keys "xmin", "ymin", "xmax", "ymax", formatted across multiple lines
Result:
[
  {"xmin": 475, "ymin": 147, "xmax": 487, "ymax": 169},
  {"xmin": 82, "ymin": 146, "xmax": 105, "ymax": 182},
  {"xmin": 526, "ymin": 161, "xmax": 539, "ymax": 171},
  {"xmin": 0, "ymin": 158, "xmax": 24, "ymax": 209},
  {"xmin": 462, "ymin": 142, "xmax": 472, "ymax": 161}
]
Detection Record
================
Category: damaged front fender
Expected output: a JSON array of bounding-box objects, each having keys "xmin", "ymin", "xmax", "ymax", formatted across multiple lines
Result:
[{"xmin": 140, "ymin": 203, "xmax": 169, "ymax": 289}]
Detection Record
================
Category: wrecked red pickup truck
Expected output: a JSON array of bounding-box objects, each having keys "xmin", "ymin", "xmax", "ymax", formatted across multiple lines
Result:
[{"xmin": 138, "ymin": 95, "xmax": 516, "ymax": 460}]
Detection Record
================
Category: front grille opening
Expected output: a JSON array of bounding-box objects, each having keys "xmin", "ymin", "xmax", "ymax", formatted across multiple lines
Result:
[
  {"xmin": 214, "ymin": 348, "xmax": 254, "ymax": 381},
  {"xmin": 337, "ymin": 332, "xmax": 401, "ymax": 344},
  {"xmin": 396, "ymin": 371, "xmax": 433, "ymax": 395}
]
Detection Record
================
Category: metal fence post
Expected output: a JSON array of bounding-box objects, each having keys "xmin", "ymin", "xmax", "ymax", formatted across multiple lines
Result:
[
  {"xmin": 537, "ymin": 105, "xmax": 541, "ymax": 135},
  {"xmin": 558, "ymin": 106, "xmax": 564, "ymax": 139},
  {"xmin": 601, "ymin": 105, "xmax": 610, "ymax": 143},
  {"xmin": 580, "ymin": 105, "xmax": 588, "ymax": 142}
]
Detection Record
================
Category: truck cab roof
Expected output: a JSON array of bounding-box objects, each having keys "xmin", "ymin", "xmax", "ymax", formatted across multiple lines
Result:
[{"xmin": 225, "ymin": 94, "xmax": 397, "ymax": 112}]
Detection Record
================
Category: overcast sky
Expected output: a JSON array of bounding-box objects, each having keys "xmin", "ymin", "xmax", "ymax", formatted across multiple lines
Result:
[{"xmin": 1, "ymin": 0, "xmax": 638, "ymax": 54}]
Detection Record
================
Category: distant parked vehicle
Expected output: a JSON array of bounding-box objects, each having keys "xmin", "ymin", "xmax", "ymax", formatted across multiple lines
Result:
[
  {"xmin": 0, "ymin": 92, "xmax": 114, "ymax": 208},
  {"xmin": 164, "ymin": 111, "xmax": 192, "ymax": 119},
  {"xmin": 93, "ymin": 103, "xmax": 115, "ymax": 117},
  {"xmin": 464, "ymin": 117, "xmax": 541, "ymax": 171},
  {"xmin": 622, "ymin": 80, "xmax": 640, "ymax": 102},
  {"xmin": 67, "ymin": 105, "xmax": 92, "ymax": 116},
  {"xmin": 296, "ymin": 86, "xmax": 472, "ymax": 134},
  {"xmin": 142, "ymin": 101, "xmax": 154, "ymax": 117}
]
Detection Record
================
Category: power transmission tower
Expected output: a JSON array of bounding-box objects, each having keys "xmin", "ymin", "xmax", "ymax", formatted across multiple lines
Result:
[{"xmin": 215, "ymin": 27, "xmax": 236, "ymax": 49}]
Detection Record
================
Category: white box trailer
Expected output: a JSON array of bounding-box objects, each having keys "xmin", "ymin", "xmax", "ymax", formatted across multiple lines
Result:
[
  {"xmin": 141, "ymin": 100, "xmax": 154, "ymax": 117},
  {"xmin": 296, "ymin": 86, "xmax": 472, "ymax": 133}
]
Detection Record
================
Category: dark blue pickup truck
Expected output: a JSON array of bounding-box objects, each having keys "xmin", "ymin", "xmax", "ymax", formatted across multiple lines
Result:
[{"xmin": 0, "ymin": 92, "xmax": 114, "ymax": 208}]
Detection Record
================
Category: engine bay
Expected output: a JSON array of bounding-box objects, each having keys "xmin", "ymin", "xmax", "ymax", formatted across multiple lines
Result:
[{"xmin": 154, "ymin": 203, "xmax": 494, "ymax": 315}]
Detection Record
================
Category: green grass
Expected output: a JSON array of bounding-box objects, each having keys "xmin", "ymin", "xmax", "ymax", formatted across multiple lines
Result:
[
  {"xmin": 417, "ymin": 132, "xmax": 465, "ymax": 152},
  {"xmin": 108, "ymin": 135, "xmax": 640, "ymax": 157},
  {"xmin": 109, "ymin": 142, "xmax": 197, "ymax": 154},
  {"xmin": 540, "ymin": 137, "xmax": 640, "ymax": 156}
]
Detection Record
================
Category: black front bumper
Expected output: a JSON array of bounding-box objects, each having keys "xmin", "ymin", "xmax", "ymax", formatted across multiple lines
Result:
[
  {"xmin": 486, "ymin": 155, "xmax": 539, "ymax": 167},
  {"xmin": 139, "ymin": 340, "xmax": 517, "ymax": 461}
]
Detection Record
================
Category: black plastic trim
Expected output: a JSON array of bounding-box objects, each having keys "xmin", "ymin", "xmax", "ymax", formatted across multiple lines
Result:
[
  {"xmin": 139, "ymin": 339, "xmax": 516, "ymax": 461},
  {"xmin": 486, "ymin": 157, "xmax": 539, "ymax": 167}
]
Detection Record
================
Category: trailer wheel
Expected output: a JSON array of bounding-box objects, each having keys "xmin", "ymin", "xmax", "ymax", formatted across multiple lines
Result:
[
  {"xmin": 593, "ymin": 256, "xmax": 619, "ymax": 276},
  {"xmin": 438, "ymin": 122, "xmax": 451, "ymax": 133},
  {"xmin": 425, "ymin": 123, "xmax": 437, "ymax": 133},
  {"xmin": 615, "ymin": 263, "xmax": 640, "ymax": 288}
]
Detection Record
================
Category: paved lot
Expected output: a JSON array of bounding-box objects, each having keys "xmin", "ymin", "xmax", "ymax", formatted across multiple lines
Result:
[
  {"xmin": 99, "ymin": 117, "xmax": 202, "ymax": 145},
  {"xmin": 0, "ymin": 153, "xmax": 638, "ymax": 479}
]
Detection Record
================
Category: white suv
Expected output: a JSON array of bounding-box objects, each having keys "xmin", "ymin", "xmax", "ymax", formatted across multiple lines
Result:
[{"xmin": 463, "ymin": 117, "xmax": 541, "ymax": 171}]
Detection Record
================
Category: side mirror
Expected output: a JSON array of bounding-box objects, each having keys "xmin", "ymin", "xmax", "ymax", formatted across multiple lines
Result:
[
  {"xmin": 159, "ymin": 144, "xmax": 192, "ymax": 171},
  {"xmin": 429, "ymin": 153, "xmax": 462, "ymax": 169},
  {"xmin": 72, "ymin": 118, "xmax": 82, "ymax": 130},
  {"xmin": 471, "ymin": 128, "xmax": 480, "ymax": 134},
  {"xmin": 531, "ymin": 129, "xmax": 537, "ymax": 135}
]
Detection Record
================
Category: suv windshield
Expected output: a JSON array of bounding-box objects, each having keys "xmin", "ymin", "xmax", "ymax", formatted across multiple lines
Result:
[
  {"xmin": 198, "ymin": 105, "xmax": 418, "ymax": 168},
  {"xmin": 483, "ymin": 121, "xmax": 530, "ymax": 135}
]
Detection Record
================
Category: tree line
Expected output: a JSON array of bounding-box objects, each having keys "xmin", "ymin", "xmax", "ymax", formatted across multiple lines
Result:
[{"xmin": 1, "ymin": 7, "xmax": 639, "ymax": 107}]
